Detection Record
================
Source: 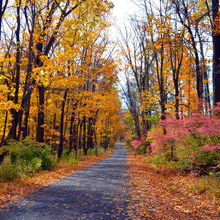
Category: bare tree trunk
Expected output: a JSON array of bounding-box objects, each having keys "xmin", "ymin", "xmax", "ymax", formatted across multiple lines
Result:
[
  {"xmin": 0, "ymin": 111, "xmax": 8, "ymax": 147},
  {"xmin": 78, "ymin": 118, "xmax": 82, "ymax": 149},
  {"xmin": 0, "ymin": 0, "xmax": 8, "ymax": 40},
  {"xmin": 0, "ymin": 0, "xmax": 3, "ymax": 40},
  {"xmin": 83, "ymin": 116, "xmax": 87, "ymax": 156},
  {"xmin": 7, "ymin": 0, "xmax": 21, "ymax": 140},
  {"xmin": 17, "ymin": 28, "xmax": 34, "ymax": 140},
  {"xmin": 87, "ymin": 117, "xmax": 93, "ymax": 149},
  {"xmin": 57, "ymin": 89, "xmax": 68, "ymax": 160},
  {"xmin": 212, "ymin": 0, "xmax": 220, "ymax": 104},
  {"xmin": 36, "ymin": 85, "xmax": 45, "ymax": 142},
  {"xmin": 22, "ymin": 90, "xmax": 31, "ymax": 139},
  {"xmin": 73, "ymin": 122, "xmax": 78, "ymax": 159},
  {"xmin": 68, "ymin": 102, "xmax": 78, "ymax": 154}
]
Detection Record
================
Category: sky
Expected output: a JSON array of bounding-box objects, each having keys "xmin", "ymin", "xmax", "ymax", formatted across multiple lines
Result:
[
  {"xmin": 111, "ymin": 0, "xmax": 139, "ymax": 26},
  {"xmin": 110, "ymin": 0, "xmax": 140, "ymax": 40},
  {"xmin": 109, "ymin": 0, "xmax": 140, "ymax": 106}
]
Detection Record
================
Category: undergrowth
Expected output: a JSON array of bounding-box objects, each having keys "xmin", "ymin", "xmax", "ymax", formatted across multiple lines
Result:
[{"xmin": 0, "ymin": 137, "xmax": 114, "ymax": 181}]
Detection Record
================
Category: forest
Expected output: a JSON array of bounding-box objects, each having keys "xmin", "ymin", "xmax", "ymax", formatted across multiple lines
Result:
[
  {"xmin": 0, "ymin": 0, "xmax": 219, "ymax": 218},
  {"xmin": 0, "ymin": 0, "xmax": 123, "ymax": 162}
]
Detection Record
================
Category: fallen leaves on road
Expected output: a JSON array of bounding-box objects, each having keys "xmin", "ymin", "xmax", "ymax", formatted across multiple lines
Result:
[
  {"xmin": 127, "ymin": 153, "xmax": 219, "ymax": 220},
  {"xmin": 0, "ymin": 152, "xmax": 112, "ymax": 208}
]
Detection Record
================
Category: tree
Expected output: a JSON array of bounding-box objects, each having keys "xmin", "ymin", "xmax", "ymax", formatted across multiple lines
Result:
[
  {"xmin": 211, "ymin": 0, "xmax": 220, "ymax": 104},
  {"xmin": 0, "ymin": 0, "xmax": 8, "ymax": 40}
]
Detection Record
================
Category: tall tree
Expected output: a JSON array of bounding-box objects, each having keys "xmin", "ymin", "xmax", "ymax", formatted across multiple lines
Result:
[
  {"xmin": 0, "ymin": 0, "xmax": 8, "ymax": 40},
  {"xmin": 211, "ymin": 0, "xmax": 220, "ymax": 104}
]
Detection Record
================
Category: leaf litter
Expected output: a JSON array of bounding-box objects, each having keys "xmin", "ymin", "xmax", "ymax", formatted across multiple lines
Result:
[{"xmin": 127, "ymin": 153, "xmax": 219, "ymax": 220}]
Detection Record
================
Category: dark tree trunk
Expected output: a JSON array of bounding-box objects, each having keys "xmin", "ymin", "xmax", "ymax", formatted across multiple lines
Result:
[
  {"xmin": 36, "ymin": 86, "xmax": 45, "ymax": 142},
  {"xmin": 174, "ymin": 1, "xmax": 203, "ymax": 102},
  {"xmin": 68, "ymin": 112, "xmax": 74, "ymax": 154},
  {"xmin": 0, "ymin": 0, "xmax": 2, "ymax": 40},
  {"xmin": 126, "ymin": 81, "xmax": 141, "ymax": 137},
  {"xmin": 169, "ymin": 38, "xmax": 183, "ymax": 120},
  {"xmin": 78, "ymin": 119, "xmax": 82, "ymax": 149},
  {"xmin": 57, "ymin": 89, "xmax": 68, "ymax": 160},
  {"xmin": 0, "ymin": 0, "xmax": 8, "ymax": 40},
  {"xmin": 160, "ymin": 86, "xmax": 166, "ymax": 121},
  {"xmin": 160, "ymin": 85, "xmax": 167, "ymax": 135},
  {"xmin": 17, "ymin": 31, "xmax": 34, "ymax": 140},
  {"xmin": 73, "ymin": 122, "xmax": 78, "ymax": 159},
  {"xmin": 64, "ymin": 98, "xmax": 69, "ymax": 137},
  {"xmin": 94, "ymin": 129, "xmax": 98, "ymax": 156},
  {"xmin": 83, "ymin": 116, "xmax": 87, "ymax": 156},
  {"xmin": 212, "ymin": 0, "xmax": 220, "ymax": 104},
  {"xmin": 141, "ymin": 111, "xmax": 151, "ymax": 134},
  {"xmin": 87, "ymin": 117, "xmax": 94, "ymax": 149},
  {"xmin": 68, "ymin": 101, "xmax": 78, "ymax": 154},
  {"xmin": 7, "ymin": 0, "xmax": 21, "ymax": 140},
  {"xmin": 22, "ymin": 90, "xmax": 31, "ymax": 139},
  {"xmin": 0, "ymin": 111, "xmax": 8, "ymax": 147},
  {"xmin": 174, "ymin": 79, "xmax": 180, "ymax": 119},
  {"xmin": 0, "ymin": 151, "xmax": 8, "ymax": 165},
  {"xmin": 133, "ymin": 111, "xmax": 141, "ymax": 137}
]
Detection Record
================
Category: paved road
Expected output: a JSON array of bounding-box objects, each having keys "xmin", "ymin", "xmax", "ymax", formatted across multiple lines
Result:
[{"xmin": 0, "ymin": 142, "xmax": 130, "ymax": 220}]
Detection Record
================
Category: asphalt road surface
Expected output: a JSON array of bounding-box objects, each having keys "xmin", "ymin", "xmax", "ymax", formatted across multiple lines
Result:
[{"xmin": 0, "ymin": 142, "xmax": 130, "ymax": 220}]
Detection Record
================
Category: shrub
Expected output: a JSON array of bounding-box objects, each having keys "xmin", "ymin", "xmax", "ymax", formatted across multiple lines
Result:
[
  {"xmin": 0, "ymin": 137, "xmax": 56, "ymax": 179},
  {"xmin": 130, "ymin": 134, "xmax": 152, "ymax": 154},
  {"xmin": 0, "ymin": 162, "xmax": 19, "ymax": 180},
  {"xmin": 176, "ymin": 140, "xmax": 220, "ymax": 175},
  {"xmin": 149, "ymin": 107, "xmax": 220, "ymax": 175},
  {"xmin": 136, "ymin": 144, "xmax": 148, "ymax": 154},
  {"xmin": 87, "ymin": 148, "xmax": 97, "ymax": 156}
]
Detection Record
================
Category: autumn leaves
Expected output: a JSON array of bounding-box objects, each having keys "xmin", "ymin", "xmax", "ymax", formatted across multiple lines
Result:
[{"xmin": 0, "ymin": 0, "xmax": 122, "ymax": 159}]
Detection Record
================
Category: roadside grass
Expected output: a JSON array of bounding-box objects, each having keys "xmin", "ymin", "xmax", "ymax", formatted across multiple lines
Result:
[{"xmin": 0, "ymin": 147, "xmax": 114, "ymax": 207}]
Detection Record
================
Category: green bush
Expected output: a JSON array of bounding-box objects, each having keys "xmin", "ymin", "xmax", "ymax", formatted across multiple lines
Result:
[
  {"xmin": 0, "ymin": 162, "xmax": 19, "ymax": 180},
  {"xmin": 174, "ymin": 135, "xmax": 220, "ymax": 175},
  {"xmin": 21, "ymin": 157, "xmax": 42, "ymax": 174},
  {"xmin": 0, "ymin": 137, "xmax": 56, "ymax": 180},
  {"xmin": 177, "ymin": 146, "xmax": 220, "ymax": 175},
  {"xmin": 87, "ymin": 148, "xmax": 97, "ymax": 156},
  {"xmin": 151, "ymin": 152, "xmax": 171, "ymax": 165},
  {"xmin": 136, "ymin": 144, "xmax": 148, "ymax": 154},
  {"xmin": 150, "ymin": 134, "xmax": 220, "ymax": 176}
]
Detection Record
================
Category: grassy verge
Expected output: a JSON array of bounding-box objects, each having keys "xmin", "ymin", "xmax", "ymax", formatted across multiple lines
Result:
[{"xmin": 0, "ymin": 147, "xmax": 115, "ymax": 207}]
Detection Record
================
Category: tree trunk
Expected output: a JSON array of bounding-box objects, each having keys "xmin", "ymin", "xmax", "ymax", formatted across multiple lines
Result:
[
  {"xmin": 0, "ymin": 0, "xmax": 2, "ymax": 40},
  {"xmin": 87, "ymin": 117, "xmax": 94, "ymax": 149},
  {"xmin": 83, "ymin": 116, "xmax": 87, "ymax": 156},
  {"xmin": 7, "ymin": 0, "xmax": 21, "ymax": 140},
  {"xmin": 68, "ymin": 101, "xmax": 78, "ymax": 155},
  {"xmin": 22, "ymin": 90, "xmax": 31, "ymax": 139},
  {"xmin": 78, "ymin": 119, "xmax": 82, "ymax": 149},
  {"xmin": 0, "ymin": 111, "xmax": 8, "ymax": 147},
  {"xmin": 73, "ymin": 122, "xmax": 78, "ymax": 159},
  {"xmin": 36, "ymin": 86, "xmax": 45, "ymax": 142},
  {"xmin": 0, "ymin": 0, "xmax": 8, "ymax": 40},
  {"xmin": 17, "ymin": 30, "xmax": 34, "ymax": 140},
  {"xmin": 132, "ymin": 111, "xmax": 141, "ymax": 137},
  {"xmin": 68, "ymin": 112, "xmax": 74, "ymax": 154},
  {"xmin": 174, "ymin": 81, "xmax": 180, "ymax": 119},
  {"xmin": 57, "ymin": 89, "xmax": 68, "ymax": 160},
  {"xmin": 212, "ymin": 0, "xmax": 220, "ymax": 104}
]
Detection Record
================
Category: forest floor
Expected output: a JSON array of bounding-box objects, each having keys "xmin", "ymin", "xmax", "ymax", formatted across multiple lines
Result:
[
  {"xmin": 0, "ymin": 151, "xmax": 113, "ymax": 208},
  {"xmin": 127, "ymin": 153, "xmax": 219, "ymax": 220}
]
